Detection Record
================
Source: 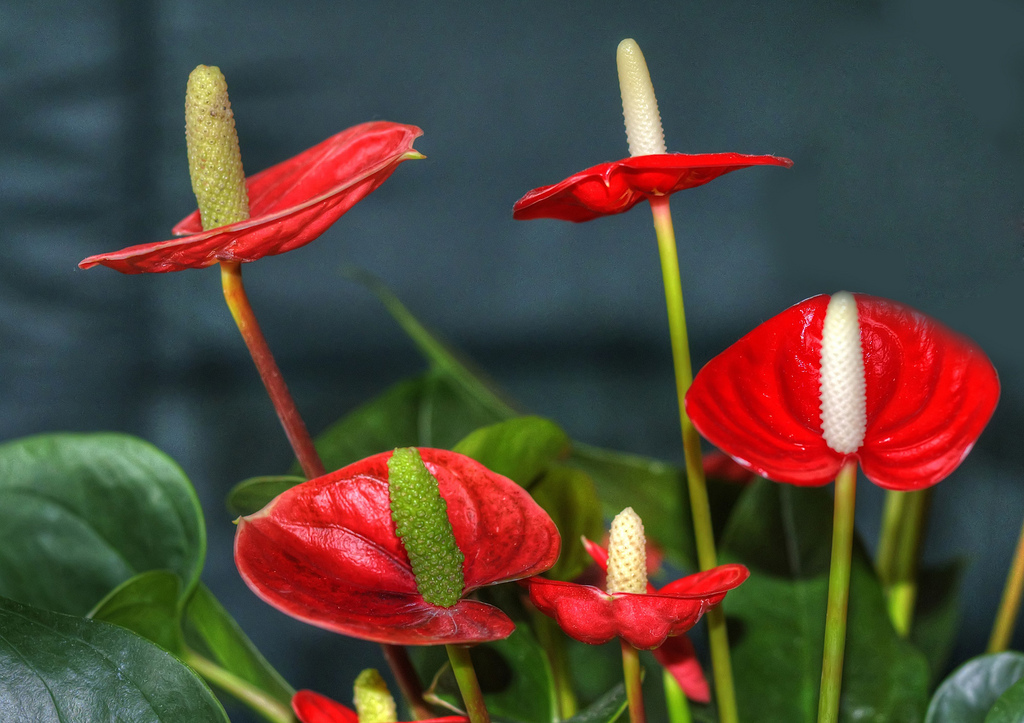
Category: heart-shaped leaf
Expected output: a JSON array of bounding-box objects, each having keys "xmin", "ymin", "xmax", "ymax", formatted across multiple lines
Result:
[
  {"xmin": 722, "ymin": 480, "xmax": 929, "ymax": 722},
  {"xmin": 0, "ymin": 595, "xmax": 228, "ymax": 722},
  {"xmin": 985, "ymin": 675, "xmax": 1024, "ymax": 722},
  {"xmin": 183, "ymin": 583, "xmax": 296, "ymax": 707},
  {"xmin": 452, "ymin": 417, "xmax": 571, "ymax": 488},
  {"xmin": 89, "ymin": 570, "xmax": 184, "ymax": 654},
  {"xmin": 926, "ymin": 653, "xmax": 1024, "ymax": 723},
  {"xmin": 227, "ymin": 475, "xmax": 306, "ymax": 517},
  {"xmin": 0, "ymin": 433, "xmax": 205, "ymax": 615},
  {"xmin": 529, "ymin": 466, "xmax": 604, "ymax": 580}
]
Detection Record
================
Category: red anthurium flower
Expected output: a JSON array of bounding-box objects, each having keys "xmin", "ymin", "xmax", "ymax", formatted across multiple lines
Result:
[
  {"xmin": 525, "ymin": 533, "xmax": 748, "ymax": 651},
  {"xmin": 235, "ymin": 448, "xmax": 560, "ymax": 646},
  {"xmin": 512, "ymin": 152, "xmax": 792, "ymax": 223},
  {"xmin": 291, "ymin": 690, "xmax": 468, "ymax": 723},
  {"xmin": 578, "ymin": 538, "xmax": 713, "ymax": 703},
  {"xmin": 80, "ymin": 121, "xmax": 422, "ymax": 273},
  {"xmin": 685, "ymin": 292, "xmax": 1000, "ymax": 490}
]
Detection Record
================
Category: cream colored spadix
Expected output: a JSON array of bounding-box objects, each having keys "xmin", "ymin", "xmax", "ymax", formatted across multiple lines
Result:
[
  {"xmin": 818, "ymin": 292, "xmax": 867, "ymax": 454},
  {"xmin": 606, "ymin": 507, "xmax": 648, "ymax": 594},
  {"xmin": 617, "ymin": 39, "xmax": 667, "ymax": 157}
]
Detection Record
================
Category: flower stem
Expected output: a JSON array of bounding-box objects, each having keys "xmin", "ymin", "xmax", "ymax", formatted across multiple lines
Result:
[
  {"xmin": 383, "ymin": 643, "xmax": 434, "ymax": 720},
  {"xmin": 220, "ymin": 261, "xmax": 429, "ymax": 715},
  {"xmin": 529, "ymin": 607, "xmax": 578, "ymax": 719},
  {"xmin": 183, "ymin": 647, "xmax": 294, "ymax": 723},
  {"xmin": 621, "ymin": 640, "xmax": 646, "ymax": 723},
  {"xmin": 446, "ymin": 645, "xmax": 490, "ymax": 723},
  {"xmin": 662, "ymin": 669, "xmax": 692, "ymax": 723},
  {"xmin": 648, "ymin": 194, "xmax": 737, "ymax": 723},
  {"xmin": 219, "ymin": 260, "xmax": 325, "ymax": 480},
  {"xmin": 817, "ymin": 461, "xmax": 858, "ymax": 723},
  {"xmin": 988, "ymin": 513, "xmax": 1024, "ymax": 652},
  {"xmin": 886, "ymin": 489, "xmax": 930, "ymax": 637},
  {"xmin": 875, "ymin": 490, "xmax": 907, "ymax": 587}
]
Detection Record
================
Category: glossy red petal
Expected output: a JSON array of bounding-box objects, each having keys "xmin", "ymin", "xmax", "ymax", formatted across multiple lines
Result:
[
  {"xmin": 685, "ymin": 294, "xmax": 844, "ymax": 486},
  {"xmin": 80, "ymin": 122, "xmax": 422, "ymax": 273},
  {"xmin": 235, "ymin": 449, "xmax": 560, "ymax": 645},
  {"xmin": 292, "ymin": 691, "xmax": 359, "ymax": 723},
  {"xmin": 685, "ymin": 294, "xmax": 1000, "ymax": 490},
  {"xmin": 652, "ymin": 636, "xmax": 711, "ymax": 704},
  {"xmin": 512, "ymin": 153, "xmax": 792, "ymax": 223},
  {"xmin": 854, "ymin": 296, "xmax": 1000, "ymax": 490},
  {"xmin": 526, "ymin": 564, "xmax": 747, "ymax": 649}
]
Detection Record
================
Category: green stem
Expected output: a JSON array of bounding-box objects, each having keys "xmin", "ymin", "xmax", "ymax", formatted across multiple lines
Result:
[
  {"xmin": 621, "ymin": 640, "xmax": 646, "ymax": 723},
  {"xmin": 886, "ymin": 489, "xmax": 930, "ymax": 637},
  {"xmin": 184, "ymin": 648, "xmax": 295, "ymax": 723},
  {"xmin": 446, "ymin": 645, "xmax": 490, "ymax": 723},
  {"xmin": 648, "ymin": 195, "xmax": 737, "ymax": 723},
  {"xmin": 529, "ymin": 608, "xmax": 578, "ymax": 719},
  {"xmin": 875, "ymin": 490, "xmax": 907, "ymax": 587},
  {"xmin": 220, "ymin": 261, "xmax": 325, "ymax": 480},
  {"xmin": 988, "ymin": 513, "xmax": 1024, "ymax": 652},
  {"xmin": 662, "ymin": 669, "xmax": 692, "ymax": 723},
  {"xmin": 817, "ymin": 461, "xmax": 858, "ymax": 723}
]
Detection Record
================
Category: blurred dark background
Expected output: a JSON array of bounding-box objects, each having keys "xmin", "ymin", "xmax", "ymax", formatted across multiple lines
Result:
[{"xmin": 2, "ymin": 0, "xmax": 1022, "ymax": 718}]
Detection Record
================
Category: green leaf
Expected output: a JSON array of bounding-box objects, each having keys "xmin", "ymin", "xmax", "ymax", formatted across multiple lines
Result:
[
  {"xmin": 912, "ymin": 561, "xmax": 965, "ymax": 685},
  {"xmin": 562, "ymin": 682, "xmax": 629, "ymax": 723},
  {"xmin": 312, "ymin": 372, "xmax": 507, "ymax": 475},
  {"xmin": 722, "ymin": 480, "xmax": 930, "ymax": 723},
  {"xmin": 183, "ymin": 583, "xmax": 295, "ymax": 707},
  {"xmin": 227, "ymin": 475, "xmax": 306, "ymax": 517},
  {"xmin": 0, "ymin": 595, "xmax": 228, "ymax": 722},
  {"xmin": 530, "ymin": 465, "xmax": 604, "ymax": 580},
  {"xmin": 986, "ymin": 674, "xmax": 1024, "ymax": 723},
  {"xmin": 926, "ymin": 653, "xmax": 1024, "ymax": 723},
  {"xmin": 453, "ymin": 416, "xmax": 571, "ymax": 488},
  {"xmin": 0, "ymin": 433, "xmax": 206, "ymax": 616},
  {"xmin": 415, "ymin": 626, "xmax": 558, "ymax": 723},
  {"xmin": 89, "ymin": 570, "xmax": 184, "ymax": 654}
]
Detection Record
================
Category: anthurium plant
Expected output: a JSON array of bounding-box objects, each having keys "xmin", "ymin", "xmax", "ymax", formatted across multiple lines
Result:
[{"xmin": 2, "ymin": 38, "xmax": 1017, "ymax": 723}]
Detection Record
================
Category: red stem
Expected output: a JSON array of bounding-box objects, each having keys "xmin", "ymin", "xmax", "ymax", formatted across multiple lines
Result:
[
  {"xmin": 220, "ymin": 261, "xmax": 325, "ymax": 479},
  {"xmin": 219, "ymin": 261, "xmax": 432, "ymax": 717}
]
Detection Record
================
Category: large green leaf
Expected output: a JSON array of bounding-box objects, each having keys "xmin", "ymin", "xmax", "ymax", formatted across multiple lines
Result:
[
  {"xmin": 312, "ymin": 372, "xmax": 506, "ymax": 475},
  {"xmin": 227, "ymin": 475, "xmax": 306, "ymax": 517},
  {"xmin": 722, "ymin": 480, "xmax": 930, "ymax": 723},
  {"xmin": 0, "ymin": 595, "xmax": 228, "ymax": 722},
  {"xmin": 986, "ymin": 675, "xmax": 1024, "ymax": 722},
  {"xmin": 453, "ymin": 417, "xmax": 571, "ymax": 488},
  {"xmin": 926, "ymin": 653, "xmax": 1024, "ymax": 723},
  {"xmin": 0, "ymin": 433, "xmax": 206, "ymax": 616},
  {"xmin": 912, "ymin": 561, "xmax": 965, "ymax": 685},
  {"xmin": 530, "ymin": 465, "xmax": 604, "ymax": 581},
  {"xmin": 183, "ymin": 583, "xmax": 296, "ymax": 708},
  {"xmin": 89, "ymin": 570, "xmax": 184, "ymax": 654}
]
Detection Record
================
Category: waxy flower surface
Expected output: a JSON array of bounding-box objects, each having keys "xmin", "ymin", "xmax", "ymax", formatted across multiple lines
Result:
[
  {"xmin": 685, "ymin": 292, "xmax": 1000, "ymax": 490},
  {"xmin": 291, "ymin": 690, "xmax": 467, "ymax": 723},
  {"xmin": 525, "ymin": 541, "xmax": 748, "ymax": 650},
  {"xmin": 512, "ymin": 152, "xmax": 792, "ymax": 223},
  {"xmin": 80, "ymin": 121, "xmax": 422, "ymax": 273},
  {"xmin": 235, "ymin": 448, "xmax": 560, "ymax": 646}
]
